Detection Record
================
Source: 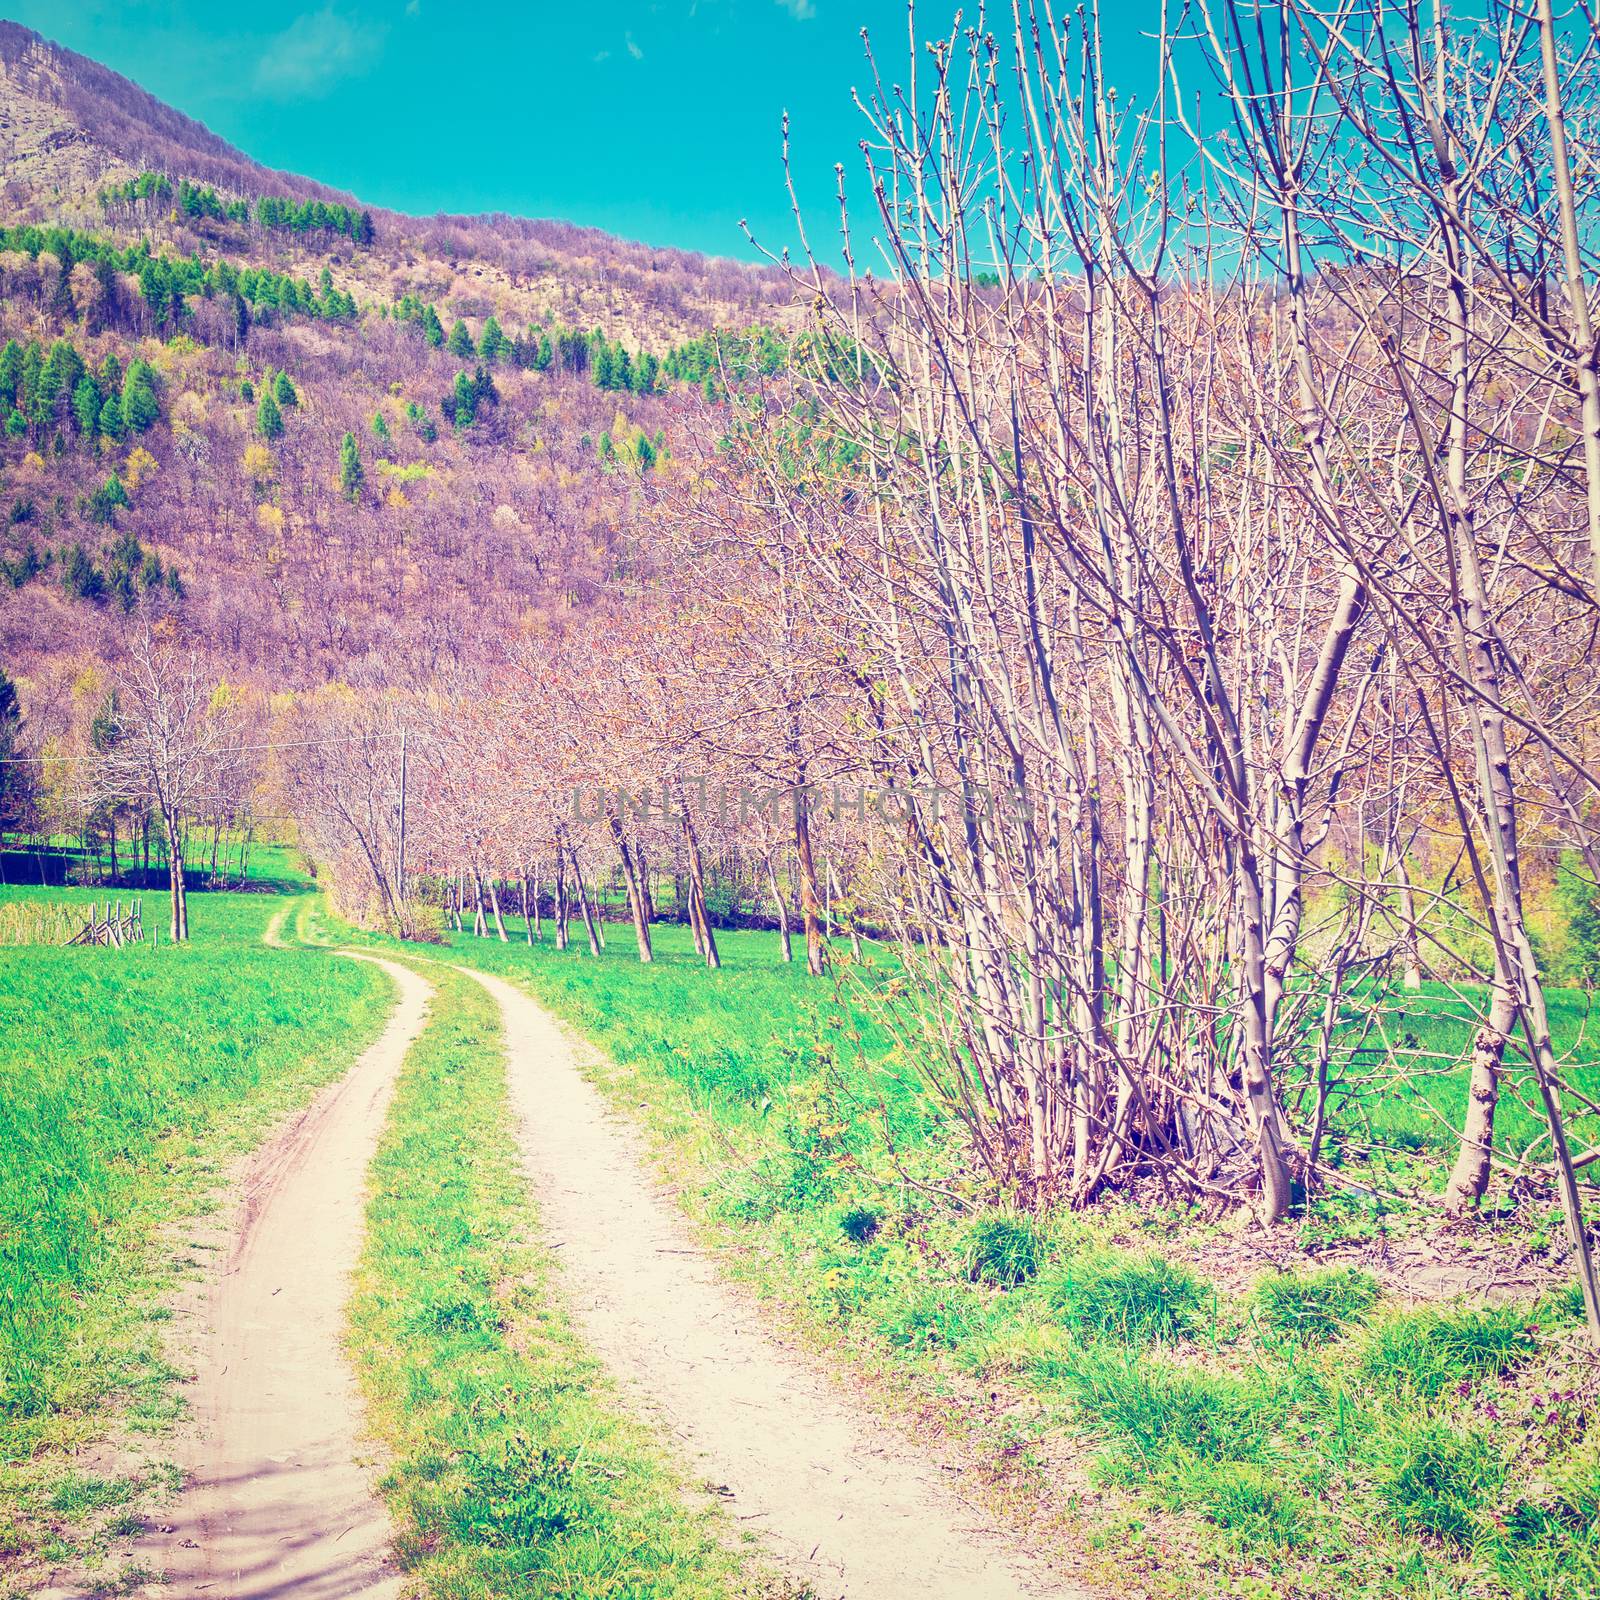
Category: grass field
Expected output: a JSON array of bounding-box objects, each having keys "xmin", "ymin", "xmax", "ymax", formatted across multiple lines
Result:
[
  {"xmin": 4, "ymin": 856, "xmax": 1596, "ymax": 1600},
  {"xmin": 0, "ymin": 878, "xmax": 391, "ymax": 1585},
  {"xmin": 328, "ymin": 908, "xmax": 1600, "ymax": 1600},
  {"xmin": 348, "ymin": 964, "xmax": 790, "ymax": 1600}
]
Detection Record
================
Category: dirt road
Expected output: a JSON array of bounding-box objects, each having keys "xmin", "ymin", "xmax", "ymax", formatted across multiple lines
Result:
[
  {"xmin": 138, "ymin": 954, "xmax": 429, "ymax": 1599},
  {"xmin": 460, "ymin": 965, "xmax": 1085, "ymax": 1600}
]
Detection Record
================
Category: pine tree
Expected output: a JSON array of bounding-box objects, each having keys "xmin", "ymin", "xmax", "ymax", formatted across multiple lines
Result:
[
  {"xmin": 478, "ymin": 316, "xmax": 505, "ymax": 363},
  {"xmin": 257, "ymin": 389, "xmax": 284, "ymax": 440},
  {"xmin": 451, "ymin": 370, "xmax": 476, "ymax": 430},
  {"xmin": 72, "ymin": 376, "xmax": 102, "ymax": 437},
  {"xmin": 372, "ymin": 410, "xmax": 391, "ymax": 442},
  {"xmin": 422, "ymin": 304, "xmax": 445, "ymax": 347},
  {"xmin": 273, "ymin": 370, "xmax": 299, "ymax": 408},
  {"xmin": 98, "ymin": 393, "xmax": 126, "ymax": 439},
  {"xmin": 447, "ymin": 319, "xmax": 475, "ymax": 358},
  {"xmin": 534, "ymin": 334, "xmax": 553, "ymax": 371},
  {"xmin": 338, "ymin": 432, "xmax": 365, "ymax": 503},
  {"xmin": 0, "ymin": 340, "xmax": 22, "ymax": 410},
  {"xmin": 120, "ymin": 360, "xmax": 160, "ymax": 433}
]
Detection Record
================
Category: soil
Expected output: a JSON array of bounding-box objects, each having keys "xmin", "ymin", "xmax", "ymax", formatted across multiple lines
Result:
[{"xmin": 126, "ymin": 955, "xmax": 430, "ymax": 1599}]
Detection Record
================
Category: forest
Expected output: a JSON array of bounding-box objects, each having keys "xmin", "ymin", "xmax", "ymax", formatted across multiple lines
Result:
[{"xmin": 2, "ymin": 4, "xmax": 1600, "ymax": 1600}]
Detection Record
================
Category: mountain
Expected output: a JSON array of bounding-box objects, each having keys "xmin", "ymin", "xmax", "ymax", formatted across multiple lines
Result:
[{"xmin": 0, "ymin": 22, "xmax": 795, "ymax": 700}]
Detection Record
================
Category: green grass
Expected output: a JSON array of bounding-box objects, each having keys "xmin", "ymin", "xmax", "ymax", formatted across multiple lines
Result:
[
  {"xmin": 1251, "ymin": 1267, "xmax": 1382, "ymax": 1343},
  {"xmin": 347, "ymin": 963, "xmax": 790, "ymax": 1600},
  {"xmin": 1301, "ymin": 978, "xmax": 1600, "ymax": 1164},
  {"xmin": 0, "ymin": 881, "xmax": 390, "ymax": 1586},
  {"xmin": 322, "ymin": 907, "xmax": 1600, "ymax": 1600}
]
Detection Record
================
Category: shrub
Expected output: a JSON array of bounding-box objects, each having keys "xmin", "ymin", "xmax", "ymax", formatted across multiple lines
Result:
[
  {"xmin": 1253, "ymin": 1267, "xmax": 1381, "ymax": 1343},
  {"xmin": 963, "ymin": 1213, "xmax": 1046, "ymax": 1287},
  {"xmin": 1047, "ymin": 1251, "xmax": 1208, "ymax": 1343},
  {"xmin": 1359, "ymin": 1305, "xmax": 1536, "ymax": 1397},
  {"xmin": 400, "ymin": 900, "xmax": 448, "ymax": 945}
]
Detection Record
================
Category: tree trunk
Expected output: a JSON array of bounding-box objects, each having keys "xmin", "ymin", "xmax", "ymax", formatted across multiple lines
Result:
[
  {"xmin": 681, "ymin": 808, "xmax": 720, "ymax": 969},
  {"xmin": 487, "ymin": 875, "xmax": 509, "ymax": 942},
  {"xmin": 791, "ymin": 789, "xmax": 828, "ymax": 976},
  {"xmin": 766, "ymin": 854, "xmax": 793, "ymax": 963},
  {"xmin": 165, "ymin": 813, "xmax": 188, "ymax": 942},
  {"xmin": 606, "ymin": 806, "xmax": 654, "ymax": 962},
  {"xmin": 554, "ymin": 851, "xmax": 569, "ymax": 950},
  {"xmin": 1445, "ymin": 974, "xmax": 1512, "ymax": 1212},
  {"xmin": 568, "ymin": 844, "xmax": 601, "ymax": 956},
  {"xmin": 1398, "ymin": 866, "xmax": 1423, "ymax": 991},
  {"xmin": 472, "ymin": 872, "xmax": 488, "ymax": 938}
]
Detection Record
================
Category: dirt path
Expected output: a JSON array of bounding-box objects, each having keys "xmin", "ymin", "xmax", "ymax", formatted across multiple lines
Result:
[
  {"xmin": 460, "ymin": 966, "xmax": 1089, "ymax": 1600},
  {"xmin": 137, "ymin": 955, "xmax": 429, "ymax": 1600}
]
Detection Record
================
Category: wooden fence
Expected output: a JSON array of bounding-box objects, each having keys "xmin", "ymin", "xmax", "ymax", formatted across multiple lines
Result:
[{"xmin": 66, "ymin": 898, "xmax": 145, "ymax": 947}]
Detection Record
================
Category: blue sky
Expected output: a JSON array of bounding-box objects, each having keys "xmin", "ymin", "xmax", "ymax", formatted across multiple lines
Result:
[{"xmin": 1, "ymin": 1, "xmax": 1169, "ymax": 262}]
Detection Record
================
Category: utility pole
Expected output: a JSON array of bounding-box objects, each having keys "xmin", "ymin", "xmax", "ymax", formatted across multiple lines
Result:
[{"xmin": 395, "ymin": 725, "xmax": 407, "ymax": 910}]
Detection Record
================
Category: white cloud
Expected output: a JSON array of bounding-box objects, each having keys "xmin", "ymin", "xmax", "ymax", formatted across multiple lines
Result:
[
  {"xmin": 775, "ymin": 0, "xmax": 817, "ymax": 18},
  {"xmin": 254, "ymin": 7, "xmax": 388, "ymax": 98},
  {"xmin": 625, "ymin": 31, "xmax": 644, "ymax": 59}
]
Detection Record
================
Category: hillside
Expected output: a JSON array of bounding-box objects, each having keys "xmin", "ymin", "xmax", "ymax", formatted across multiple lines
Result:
[{"xmin": 0, "ymin": 21, "xmax": 795, "ymax": 704}]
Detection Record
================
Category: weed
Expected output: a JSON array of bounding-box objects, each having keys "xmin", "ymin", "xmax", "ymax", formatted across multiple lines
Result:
[
  {"xmin": 838, "ymin": 1206, "xmax": 881, "ymax": 1245},
  {"xmin": 1058, "ymin": 1345, "xmax": 1269, "ymax": 1467},
  {"xmin": 1045, "ymin": 1251, "xmax": 1207, "ymax": 1343},
  {"xmin": 873, "ymin": 1281, "xmax": 981, "ymax": 1350},
  {"xmin": 1372, "ymin": 1416, "xmax": 1504, "ymax": 1545},
  {"xmin": 963, "ymin": 1214, "xmax": 1046, "ymax": 1287},
  {"xmin": 46, "ymin": 1475, "xmax": 134, "ymax": 1517},
  {"xmin": 1252, "ymin": 1267, "xmax": 1381, "ymax": 1343},
  {"xmin": 1157, "ymin": 1457, "xmax": 1308, "ymax": 1550},
  {"xmin": 1359, "ymin": 1305, "xmax": 1537, "ymax": 1397}
]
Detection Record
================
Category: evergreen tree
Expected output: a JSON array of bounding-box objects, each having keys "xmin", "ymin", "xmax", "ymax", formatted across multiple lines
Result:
[
  {"xmin": 338, "ymin": 432, "xmax": 365, "ymax": 503},
  {"xmin": 0, "ymin": 340, "xmax": 22, "ymax": 410},
  {"xmin": 273, "ymin": 370, "xmax": 299, "ymax": 408},
  {"xmin": 88, "ymin": 473, "xmax": 129, "ymax": 525},
  {"xmin": 256, "ymin": 388, "xmax": 284, "ymax": 440},
  {"xmin": 534, "ymin": 334, "xmax": 553, "ymax": 371},
  {"xmin": 98, "ymin": 393, "xmax": 126, "ymax": 439},
  {"xmin": 120, "ymin": 360, "xmax": 160, "ymax": 433},
  {"xmin": 478, "ymin": 315, "xmax": 506, "ymax": 363},
  {"xmin": 451, "ymin": 370, "xmax": 476, "ymax": 429},
  {"xmin": 447, "ymin": 318, "xmax": 475, "ymax": 358},
  {"xmin": 72, "ymin": 375, "xmax": 102, "ymax": 437},
  {"xmin": 422, "ymin": 304, "xmax": 445, "ymax": 348},
  {"xmin": 19, "ymin": 344, "xmax": 43, "ymax": 415},
  {"xmin": 371, "ymin": 411, "xmax": 391, "ymax": 442}
]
